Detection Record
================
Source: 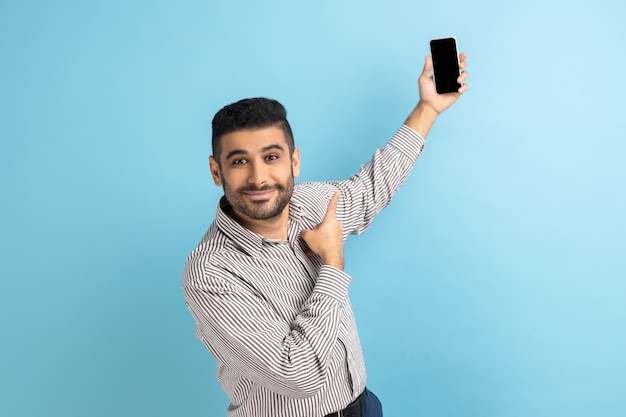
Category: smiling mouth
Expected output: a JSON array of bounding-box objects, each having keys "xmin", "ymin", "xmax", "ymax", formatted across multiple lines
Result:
[{"xmin": 243, "ymin": 189, "xmax": 275, "ymax": 202}]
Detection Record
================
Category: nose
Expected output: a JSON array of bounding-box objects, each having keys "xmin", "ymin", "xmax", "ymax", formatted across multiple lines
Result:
[{"xmin": 247, "ymin": 160, "xmax": 267, "ymax": 186}]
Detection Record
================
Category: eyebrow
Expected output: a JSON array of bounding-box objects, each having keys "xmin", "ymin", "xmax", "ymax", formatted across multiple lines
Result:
[{"xmin": 225, "ymin": 144, "xmax": 286, "ymax": 160}]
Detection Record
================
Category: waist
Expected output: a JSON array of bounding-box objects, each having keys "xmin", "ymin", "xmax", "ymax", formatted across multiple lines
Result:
[{"xmin": 324, "ymin": 389, "xmax": 368, "ymax": 417}]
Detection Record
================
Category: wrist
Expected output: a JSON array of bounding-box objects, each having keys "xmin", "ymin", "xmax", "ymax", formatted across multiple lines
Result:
[
  {"xmin": 322, "ymin": 253, "xmax": 344, "ymax": 271},
  {"xmin": 416, "ymin": 101, "xmax": 441, "ymax": 117},
  {"xmin": 404, "ymin": 102, "xmax": 439, "ymax": 138}
]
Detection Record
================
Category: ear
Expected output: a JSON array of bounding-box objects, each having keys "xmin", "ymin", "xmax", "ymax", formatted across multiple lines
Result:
[
  {"xmin": 291, "ymin": 147, "xmax": 301, "ymax": 179},
  {"xmin": 209, "ymin": 156, "xmax": 222, "ymax": 186}
]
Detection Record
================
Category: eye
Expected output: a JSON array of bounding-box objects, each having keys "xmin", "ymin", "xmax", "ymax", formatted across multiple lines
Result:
[
  {"xmin": 232, "ymin": 158, "xmax": 247, "ymax": 165},
  {"xmin": 265, "ymin": 154, "xmax": 279, "ymax": 162}
]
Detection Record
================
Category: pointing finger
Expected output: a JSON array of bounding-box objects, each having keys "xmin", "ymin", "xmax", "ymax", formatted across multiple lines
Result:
[{"xmin": 325, "ymin": 192, "xmax": 340, "ymax": 220}]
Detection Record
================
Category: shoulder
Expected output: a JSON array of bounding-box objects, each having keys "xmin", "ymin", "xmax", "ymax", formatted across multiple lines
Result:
[
  {"xmin": 182, "ymin": 222, "xmax": 235, "ymax": 289},
  {"xmin": 292, "ymin": 182, "xmax": 339, "ymax": 222}
]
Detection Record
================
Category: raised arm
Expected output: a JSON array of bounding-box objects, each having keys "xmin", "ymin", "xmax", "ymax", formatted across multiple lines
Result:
[{"xmin": 301, "ymin": 53, "xmax": 469, "ymax": 237}]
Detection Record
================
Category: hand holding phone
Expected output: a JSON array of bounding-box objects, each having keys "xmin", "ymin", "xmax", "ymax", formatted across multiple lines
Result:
[{"xmin": 430, "ymin": 37, "xmax": 462, "ymax": 94}]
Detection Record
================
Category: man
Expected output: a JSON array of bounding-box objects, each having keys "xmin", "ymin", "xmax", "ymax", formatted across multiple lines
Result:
[{"xmin": 183, "ymin": 54, "xmax": 468, "ymax": 417}]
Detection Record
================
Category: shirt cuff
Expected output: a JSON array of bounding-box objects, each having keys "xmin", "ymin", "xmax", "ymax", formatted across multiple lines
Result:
[
  {"xmin": 388, "ymin": 124, "xmax": 425, "ymax": 162},
  {"xmin": 313, "ymin": 265, "xmax": 351, "ymax": 302}
]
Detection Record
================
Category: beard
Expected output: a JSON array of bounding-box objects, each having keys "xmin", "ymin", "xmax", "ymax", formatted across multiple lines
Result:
[{"xmin": 222, "ymin": 177, "xmax": 294, "ymax": 221}]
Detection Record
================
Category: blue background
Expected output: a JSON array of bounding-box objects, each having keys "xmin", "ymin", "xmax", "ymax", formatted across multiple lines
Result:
[{"xmin": 1, "ymin": 0, "xmax": 625, "ymax": 416}]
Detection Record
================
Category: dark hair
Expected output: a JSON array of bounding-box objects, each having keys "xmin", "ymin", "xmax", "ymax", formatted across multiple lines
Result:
[{"xmin": 211, "ymin": 97, "xmax": 294, "ymax": 162}]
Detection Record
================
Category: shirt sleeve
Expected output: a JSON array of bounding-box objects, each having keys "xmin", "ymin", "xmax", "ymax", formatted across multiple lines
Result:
[
  {"xmin": 306, "ymin": 124, "xmax": 425, "ymax": 236},
  {"xmin": 183, "ymin": 256, "xmax": 352, "ymax": 399}
]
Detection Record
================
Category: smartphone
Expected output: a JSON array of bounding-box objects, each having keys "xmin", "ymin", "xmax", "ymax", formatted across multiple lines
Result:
[{"xmin": 430, "ymin": 37, "xmax": 461, "ymax": 94}]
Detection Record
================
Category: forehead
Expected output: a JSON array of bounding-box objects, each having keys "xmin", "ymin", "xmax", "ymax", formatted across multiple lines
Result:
[{"xmin": 220, "ymin": 126, "xmax": 288, "ymax": 154}]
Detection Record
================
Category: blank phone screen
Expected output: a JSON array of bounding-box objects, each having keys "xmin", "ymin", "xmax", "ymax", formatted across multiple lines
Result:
[{"xmin": 430, "ymin": 38, "xmax": 461, "ymax": 94}]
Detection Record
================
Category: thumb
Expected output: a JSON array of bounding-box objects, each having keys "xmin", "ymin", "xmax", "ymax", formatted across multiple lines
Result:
[
  {"xmin": 324, "ymin": 192, "xmax": 340, "ymax": 221},
  {"xmin": 421, "ymin": 55, "xmax": 433, "ymax": 80}
]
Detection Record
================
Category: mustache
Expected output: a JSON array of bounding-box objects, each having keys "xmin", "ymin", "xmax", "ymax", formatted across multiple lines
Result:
[{"xmin": 236, "ymin": 184, "xmax": 285, "ymax": 193}]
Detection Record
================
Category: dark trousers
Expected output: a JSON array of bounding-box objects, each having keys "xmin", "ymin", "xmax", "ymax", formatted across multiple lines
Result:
[{"xmin": 364, "ymin": 389, "xmax": 383, "ymax": 417}]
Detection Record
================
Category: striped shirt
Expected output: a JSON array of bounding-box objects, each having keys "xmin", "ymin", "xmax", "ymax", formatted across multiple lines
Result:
[{"xmin": 183, "ymin": 125, "xmax": 425, "ymax": 417}]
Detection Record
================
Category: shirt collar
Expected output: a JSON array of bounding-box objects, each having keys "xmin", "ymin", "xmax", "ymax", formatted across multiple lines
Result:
[{"xmin": 214, "ymin": 195, "xmax": 304, "ymax": 257}]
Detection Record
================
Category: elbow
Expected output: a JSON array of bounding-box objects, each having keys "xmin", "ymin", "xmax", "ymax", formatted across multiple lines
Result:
[
  {"xmin": 275, "ymin": 373, "xmax": 325, "ymax": 399},
  {"xmin": 263, "ymin": 360, "xmax": 326, "ymax": 399}
]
